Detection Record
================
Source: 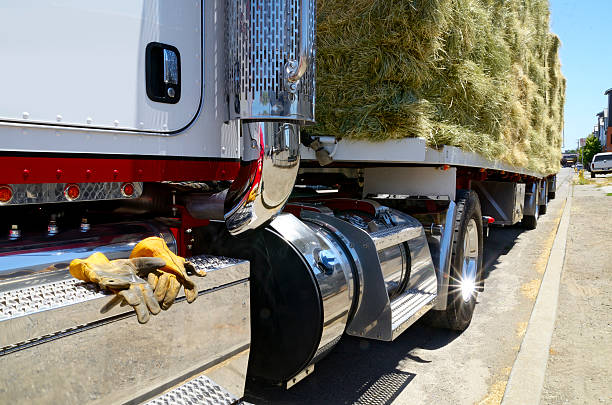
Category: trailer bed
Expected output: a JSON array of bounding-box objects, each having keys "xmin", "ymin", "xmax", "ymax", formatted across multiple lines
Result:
[{"xmin": 300, "ymin": 138, "xmax": 553, "ymax": 179}]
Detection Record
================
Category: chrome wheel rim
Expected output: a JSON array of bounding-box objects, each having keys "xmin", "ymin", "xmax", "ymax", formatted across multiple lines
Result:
[{"xmin": 461, "ymin": 218, "xmax": 479, "ymax": 302}]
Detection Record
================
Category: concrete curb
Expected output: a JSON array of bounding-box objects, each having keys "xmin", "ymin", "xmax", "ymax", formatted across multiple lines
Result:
[{"xmin": 501, "ymin": 183, "xmax": 573, "ymax": 405}]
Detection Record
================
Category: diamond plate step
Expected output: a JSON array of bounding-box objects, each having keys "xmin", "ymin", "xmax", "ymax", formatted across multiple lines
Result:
[
  {"xmin": 390, "ymin": 278, "xmax": 437, "ymax": 340},
  {"xmin": 370, "ymin": 225, "xmax": 422, "ymax": 251},
  {"xmin": 146, "ymin": 375, "xmax": 238, "ymax": 405}
]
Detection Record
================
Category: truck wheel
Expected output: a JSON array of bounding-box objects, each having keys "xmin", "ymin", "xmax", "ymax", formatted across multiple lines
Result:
[
  {"xmin": 426, "ymin": 190, "xmax": 484, "ymax": 331},
  {"xmin": 521, "ymin": 214, "xmax": 537, "ymax": 230},
  {"xmin": 591, "ymin": 171, "xmax": 595, "ymax": 178}
]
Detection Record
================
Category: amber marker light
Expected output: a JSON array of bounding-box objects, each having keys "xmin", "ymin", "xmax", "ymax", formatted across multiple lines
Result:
[
  {"xmin": 121, "ymin": 182, "xmax": 135, "ymax": 197},
  {"xmin": 64, "ymin": 184, "xmax": 80, "ymax": 201},
  {"xmin": 0, "ymin": 185, "xmax": 13, "ymax": 204}
]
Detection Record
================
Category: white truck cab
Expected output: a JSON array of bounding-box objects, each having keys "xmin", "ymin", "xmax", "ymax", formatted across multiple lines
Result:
[{"xmin": 591, "ymin": 152, "xmax": 612, "ymax": 177}]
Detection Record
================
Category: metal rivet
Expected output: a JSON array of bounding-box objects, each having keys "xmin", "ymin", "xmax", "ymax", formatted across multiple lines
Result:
[
  {"xmin": 113, "ymin": 169, "xmax": 119, "ymax": 178},
  {"xmin": 86, "ymin": 117, "xmax": 93, "ymax": 124},
  {"xmin": 22, "ymin": 169, "xmax": 30, "ymax": 178},
  {"xmin": 85, "ymin": 169, "xmax": 92, "ymax": 178},
  {"xmin": 167, "ymin": 87, "xmax": 176, "ymax": 98},
  {"xmin": 113, "ymin": 120, "xmax": 119, "ymax": 127},
  {"xmin": 56, "ymin": 169, "xmax": 63, "ymax": 179},
  {"xmin": 221, "ymin": 146, "xmax": 226, "ymax": 153},
  {"xmin": 22, "ymin": 112, "xmax": 29, "ymax": 119},
  {"xmin": 56, "ymin": 115, "xmax": 62, "ymax": 122}
]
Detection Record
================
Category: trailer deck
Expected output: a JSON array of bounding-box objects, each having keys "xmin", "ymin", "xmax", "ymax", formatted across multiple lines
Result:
[{"xmin": 300, "ymin": 137, "xmax": 553, "ymax": 179}]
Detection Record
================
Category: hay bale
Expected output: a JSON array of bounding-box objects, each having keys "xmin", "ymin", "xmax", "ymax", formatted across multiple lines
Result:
[{"xmin": 309, "ymin": 0, "xmax": 564, "ymax": 174}]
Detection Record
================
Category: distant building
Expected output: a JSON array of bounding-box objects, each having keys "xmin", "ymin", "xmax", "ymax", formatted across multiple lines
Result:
[{"xmin": 595, "ymin": 110, "xmax": 607, "ymax": 150}]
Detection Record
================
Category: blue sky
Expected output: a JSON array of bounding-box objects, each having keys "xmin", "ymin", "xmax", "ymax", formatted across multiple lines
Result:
[{"xmin": 549, "ymin": 0, "xmax": 612, "ymax": 151}]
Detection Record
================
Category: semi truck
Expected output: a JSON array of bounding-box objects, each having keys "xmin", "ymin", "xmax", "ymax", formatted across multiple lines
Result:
[{"xmin": 0, "ymin": 1, "xmax": 558, "ymax": 403}]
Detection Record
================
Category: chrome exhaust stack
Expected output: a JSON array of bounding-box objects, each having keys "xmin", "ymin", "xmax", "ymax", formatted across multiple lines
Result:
[{"xmin": 211, "ymin": 0, "xmax": 316, "ymax": 234}]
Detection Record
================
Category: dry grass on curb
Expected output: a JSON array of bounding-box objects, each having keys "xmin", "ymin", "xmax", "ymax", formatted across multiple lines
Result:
[{"xmin": 308, "ymin": 0, "xmax": 565, "ymax": 175}]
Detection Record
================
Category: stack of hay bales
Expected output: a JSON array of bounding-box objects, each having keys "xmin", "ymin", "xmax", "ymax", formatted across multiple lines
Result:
[{"xmin": 309, "ymin": 0, "xmax": 565, "ymax": 174}]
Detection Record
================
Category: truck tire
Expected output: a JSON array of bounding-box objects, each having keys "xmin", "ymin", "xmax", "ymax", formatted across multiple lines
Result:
[
  {"xmin": 591, "ymin": 171, "xmax": 595, "ymax": 178},
  {"xmin": 426, "ymin": 190, "xmax": 484, "ymax": 331},
  {"xmin": 521, "ymin": 214, "xmax": 537, "ymax": 230}
]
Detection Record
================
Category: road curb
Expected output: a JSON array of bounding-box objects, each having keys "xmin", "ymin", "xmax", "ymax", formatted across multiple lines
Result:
[{"xmin": 501, "ymin": 183, "xmax": 572, "ymax": 405}]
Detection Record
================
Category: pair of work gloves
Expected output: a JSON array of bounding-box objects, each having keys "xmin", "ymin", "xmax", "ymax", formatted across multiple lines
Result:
[{"xmin": 69, "ymin": 237, "xmax": 205, "ymax": 324}]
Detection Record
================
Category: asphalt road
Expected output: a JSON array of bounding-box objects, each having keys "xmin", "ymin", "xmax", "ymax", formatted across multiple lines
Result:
[{"xmin": 246, "ymin": 168, "xmax": 575, "ymax": 405}]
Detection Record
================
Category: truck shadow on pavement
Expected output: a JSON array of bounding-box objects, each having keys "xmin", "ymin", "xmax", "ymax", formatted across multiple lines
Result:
[
  {"xmin": 245, "ymin": 324, "xmax": 462, "ymax": 405},
  {"xmin": 245, "ymin": 225, "xmax": 525, "ymax": 405},
  {"xmin": 482, "ymin": 226, "xmax": 524, "ymax": 281}
]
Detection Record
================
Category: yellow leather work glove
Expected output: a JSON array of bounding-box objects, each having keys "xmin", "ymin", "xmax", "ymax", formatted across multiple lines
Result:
[
  {"xmin": 69, "ymin": 252, "xmax": 166, "ymax": 324},
  {"xmin": 130, "ymin": 237, "xmax": 205, "ymax": 310}
]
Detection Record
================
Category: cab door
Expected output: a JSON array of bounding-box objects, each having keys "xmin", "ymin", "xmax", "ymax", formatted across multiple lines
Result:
[{"xmin": 0, "ymin": 0, "xmax": 202, "ymax": 134}]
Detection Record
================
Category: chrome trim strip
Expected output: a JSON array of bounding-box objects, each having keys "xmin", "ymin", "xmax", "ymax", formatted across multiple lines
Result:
[
  {"xmin": 0, "ymin": 182, "xmax": 142, "ymax": 205},
  {"xmin": 0, "ymin": 221, "xmax": 176, "ymax": 280},
  {"xmin": 433, "ymin": 201, "xmax": 457, "ymax": 310}
]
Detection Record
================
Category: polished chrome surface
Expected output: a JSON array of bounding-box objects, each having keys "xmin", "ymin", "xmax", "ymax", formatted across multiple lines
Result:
[
  {"xmin": 538, "ymin": 179, "xmax": 548, "ymax": 207},
  {"xmin": 0, "ymin": 181, "xmax": 142, "ymax": 205},
  {"xmin": 460, "ymin": 218, "xmax": 479, "ymax": 302},
  {"xmin": 378, "ymin": 245, "xmax": 407, "ymax": 298},
  {"xmin": 301, "ymin": 210, "xmax": 391, "ymax": 340},
  {"xmin": 269, "ymin": 214, "xmax": 352, "ymax": 358},
  {"xmin": 284, "ymin": 0, "xmax": 312, "ymax": 91},
  {"xmin": 432, "ymin": 201, "xmax": 457, "ymax": 310},
  {"xmin": 226, "ymin": 0, "xmax": 315, "ymax": 121},
  {"xmin": 223, "ymin": 121, "xmax": 300, "ymax": 234},
  {"xmin": 305, "ymin": 204, "xmax": 437, "ymax": 341},
  {"xmin": 334, "ymin": 208, "xmax": 411, "ymax": 298},
  {"xmin": 547, "ymin": 175, "xmax": 557, "ymax": 194},
  {"xmin": 300, "ymin": 211, "xmax": 365, "ymax": 327},
  {"xmin": 0, "ymin": 255, "xmax": 250, "ymax": 404},
  {"xmin": 162, "ymin": 49, "xmax": 179, "ymax": 85},
  {"xmin": 0, "ymin": 221, "xmax": 175, "ymax": 280}
]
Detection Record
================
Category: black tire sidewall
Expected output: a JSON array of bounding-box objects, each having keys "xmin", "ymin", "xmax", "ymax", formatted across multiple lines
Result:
[{"xmin": 446, "ymin": 190, "xmax": 484, "ymax": 330}]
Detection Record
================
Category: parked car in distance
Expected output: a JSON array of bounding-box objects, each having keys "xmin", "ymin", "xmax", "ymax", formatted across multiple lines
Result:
[{"xmin": 590, "ymin": 152, "xmax": 612, "ymax": 178}]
